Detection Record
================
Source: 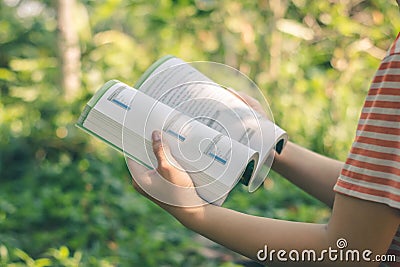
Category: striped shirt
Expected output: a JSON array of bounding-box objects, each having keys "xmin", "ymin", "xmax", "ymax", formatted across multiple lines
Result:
[{"xmin": 334, "ymin": 33, "xmax": 400, "ymax": 266}]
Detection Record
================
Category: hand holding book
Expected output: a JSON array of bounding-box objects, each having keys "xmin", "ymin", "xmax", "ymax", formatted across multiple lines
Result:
[
  {"xmin": 128, "ymin": 130, "xmax": 207, "ymax": 208},
  {"xmin": 128, "ymin": 89, "xmax": 275, "ymax": 210},
  {"xmin": 77, "ymin": 56, "xmax": 288, "ymax": 206}
]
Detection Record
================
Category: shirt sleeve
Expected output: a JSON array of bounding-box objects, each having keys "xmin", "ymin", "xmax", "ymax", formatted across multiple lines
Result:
[{"xmin": 333, "ymin": 33, "xmax": 400, "ymax": 210}]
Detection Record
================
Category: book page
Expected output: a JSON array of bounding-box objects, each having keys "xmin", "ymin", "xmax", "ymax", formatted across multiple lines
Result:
[
  {"xmin": 83, "ymin": 81, "xmax": 259, "ymax": 204},
  {"xmin": 137, "ymin": 57, "xmax": 287, "ymax": 191}
]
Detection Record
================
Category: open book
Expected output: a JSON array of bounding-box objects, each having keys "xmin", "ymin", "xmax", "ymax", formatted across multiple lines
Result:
[{"xmin": 77, "ymin": 56, "xmax": 288, "ymax": 205}]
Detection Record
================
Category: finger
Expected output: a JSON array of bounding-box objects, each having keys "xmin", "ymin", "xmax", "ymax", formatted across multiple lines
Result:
[
  {"xmin": 225, "ymin": 86, "xmax": 239, "ymax": 97},
  {"xmin": 151, "ymin": 130, "xmax": 173, "ymax": 175},
  {"xmin": 235, "ymin": 91, "xmax": 270, "ymax": 119},
  {"xmin": 235, "ymin": 91, "xmax": 257, "ymax": 105},
  {"xmin": 224, "ymin": 87, "xmax": 248, "ymax": 103},
  {"xmin": 127, "ymin": 157, "xmax": 154, "ymax": 193},
  {"xmin": 127, "ymin": 158, "xmax": 148, "ymax": 178}
]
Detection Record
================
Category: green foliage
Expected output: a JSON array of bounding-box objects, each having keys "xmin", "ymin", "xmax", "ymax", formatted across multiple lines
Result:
[{"xmin": 1, "ymin": 0, "xmax": 398, "ymax": 266}]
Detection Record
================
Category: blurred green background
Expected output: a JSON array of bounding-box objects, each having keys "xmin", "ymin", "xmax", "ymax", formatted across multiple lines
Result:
[{"xmin": 0, "ymin": 0, "xmax": 399, "ymax": 266}]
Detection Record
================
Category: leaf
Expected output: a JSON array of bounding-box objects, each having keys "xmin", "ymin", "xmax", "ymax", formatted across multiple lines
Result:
[
  {"xmin": 0, "ymin": 245, "xmax": 8, "ymax": 262},
  {"xmin": 59, "ymin": 246, "xmax": 70, "ymax": 259},
  {"xmin": 276, "ymin": 19, "xmax": 315, "ymax": 41},
  {"xmin": 34, "ymin": 258, "xmax": 52, "ymax": 267},
  {"xmin": 14, "ymin": 248, "xmax": 34, "ymax": 265}
]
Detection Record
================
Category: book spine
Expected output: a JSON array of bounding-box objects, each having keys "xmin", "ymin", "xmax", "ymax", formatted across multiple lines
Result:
[
  {"xmin": 76, "ymin": 80, "xmax": 120, "ymax": 127},
  {"xmin": 76, "ymin": 104, "xmax": 91, "ymax": 126}
]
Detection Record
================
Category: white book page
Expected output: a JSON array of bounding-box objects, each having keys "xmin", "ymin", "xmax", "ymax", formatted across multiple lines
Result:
[
  {"xmin": 137, "ymin": 57, "xmax": 287, "ymax": 191},
  {"xmin": 85, "ymin": 82, "xmax": 259, "ymax": 203}
]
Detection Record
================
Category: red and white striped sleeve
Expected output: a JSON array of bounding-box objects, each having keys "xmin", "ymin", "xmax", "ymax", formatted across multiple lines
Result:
[{"xmin": 333, "ymin": 32, "xmax": 400, "ymax": 210}]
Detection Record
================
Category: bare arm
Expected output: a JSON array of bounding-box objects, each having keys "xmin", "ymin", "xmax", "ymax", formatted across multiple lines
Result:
[
  {"xmin": 177, "ymin": 194, "xmax": 399, "ymax": 266},
  {"xmin": 272, "ymin": 141, "xmax": 343, "ymax": 208},
  {"xmin": 129, "ymin": 132, "xmax": 400, "ymax": 266},
  {"xmin": 236, "ymin": 92, "xmax": 343, "ymax": 207}
]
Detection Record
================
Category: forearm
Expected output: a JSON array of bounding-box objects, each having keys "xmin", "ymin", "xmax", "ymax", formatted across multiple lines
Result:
[
  {"xmin": 134, "ymin": 131, "xmax": 398, "ymax": 267},
  {"xmin": 179, "ymin": 204, "xmax": 328, "ymax": 266},
  {"xmin": 171, "ymin": 194, "xmax": 397, "ymax": 267},
  {"xmin": 272, "ymin": 141, "xmax": 344, "ymax": 208}
]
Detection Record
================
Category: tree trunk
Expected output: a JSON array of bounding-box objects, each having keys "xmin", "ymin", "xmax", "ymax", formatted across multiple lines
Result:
[
  {"xmin": 268, "ymin": 0, "xmax": 288, "ymax": 81},
  {"xmin": 57, "ymin": 0, "xmax": 81, "ymax": 101}
]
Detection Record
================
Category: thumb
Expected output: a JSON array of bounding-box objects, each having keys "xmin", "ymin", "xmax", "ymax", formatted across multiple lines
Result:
[{"xmin": 152, "ymin": 130, "xmax": 173, "ymax": 175}]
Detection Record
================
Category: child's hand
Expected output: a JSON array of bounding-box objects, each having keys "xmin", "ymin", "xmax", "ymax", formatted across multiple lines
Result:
[
  {"xmin": 235, "ymin": 91, "xmax": 270, "ymax": 120},
  {"xmin": 127, "ymin": 131, "xmax": 207, "ymax": 219}
]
